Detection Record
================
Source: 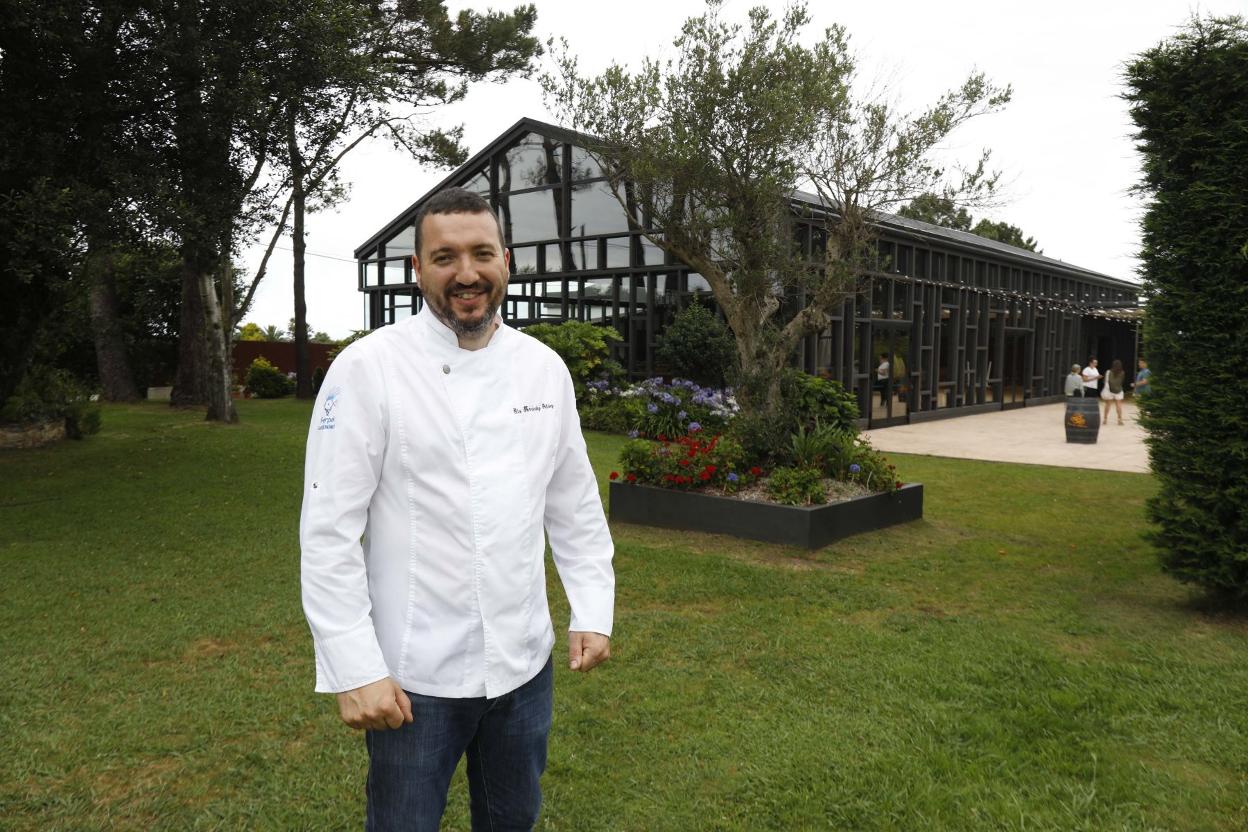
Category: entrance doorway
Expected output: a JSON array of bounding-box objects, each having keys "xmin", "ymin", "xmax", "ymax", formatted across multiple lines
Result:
[
  {"xmin": 1002, "ymin": 332, "xmax": 1028, "ymax": 408},
  {"xmin": 870, "ymin": 327, "xmax": 910, "ymax": 426}
]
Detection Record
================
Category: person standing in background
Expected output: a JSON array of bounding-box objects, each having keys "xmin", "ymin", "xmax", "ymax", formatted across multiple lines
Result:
[
  {"xmin": 1081, "ymin": 357, "xmax": 1102, "ymax": 398},
  {"xmin": 1134, "ymin": 358, "xmax": 1152, "ymax": 398},
  {"xmin": 1102, "ymin": 359, "xmax": 1127, "ymax": 425}
]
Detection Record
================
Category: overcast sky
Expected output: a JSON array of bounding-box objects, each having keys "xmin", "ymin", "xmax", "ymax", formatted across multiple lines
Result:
[{"xmin": 241, "ymin": 0, "xmax": 1239, "ymax": 339}]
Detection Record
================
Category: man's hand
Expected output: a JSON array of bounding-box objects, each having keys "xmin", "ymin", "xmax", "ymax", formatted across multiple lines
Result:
[
  {"xmin": 568, "ymin": 631, "xmax": 610, "ymax": 672},
  {"xmin": 336, "ymin": 677, "xmax": 414, "ymax": 730}
]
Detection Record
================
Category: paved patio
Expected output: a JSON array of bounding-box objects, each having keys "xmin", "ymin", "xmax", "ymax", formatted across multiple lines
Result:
[{"xmin": 862, "ymin": 401, "xmax": 1150, "ymax": 474}]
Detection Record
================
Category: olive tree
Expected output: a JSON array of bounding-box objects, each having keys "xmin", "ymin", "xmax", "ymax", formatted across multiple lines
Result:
[{"xmin": 543, "ymin": 0, "xmax": 1009, "ymax": 413}]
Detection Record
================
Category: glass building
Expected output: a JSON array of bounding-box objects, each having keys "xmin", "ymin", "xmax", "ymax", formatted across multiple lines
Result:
[{"xmin": 355, "ymin": 118, "xmax": 1141, "ymax": 428}]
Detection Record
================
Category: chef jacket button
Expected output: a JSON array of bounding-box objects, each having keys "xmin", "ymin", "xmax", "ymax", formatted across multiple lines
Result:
[{"xmin": 442, "ymin": 364, "xmax": 451, "ymax": 374}]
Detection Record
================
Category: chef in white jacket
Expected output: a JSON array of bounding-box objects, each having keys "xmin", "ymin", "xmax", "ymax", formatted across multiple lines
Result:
[{"xmin": 300, "ymin": 187, "xmax": 614, "ymax": 831}]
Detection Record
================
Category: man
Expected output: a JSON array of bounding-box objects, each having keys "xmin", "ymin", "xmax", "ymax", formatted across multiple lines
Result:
[
  {"xmin": 1081, "ymin": 357, "xmax": 1102, "ymax": 398},
  {"xmin": 300, "ymin": 187, "xmax": 614, "ymax": 831},
  {"xmin": 876, "ymin": 353, "xmax": 890, "ymax": 406},
  {"xmin": 1133, "ymin": 357, "xmax": 1152, "ymax": 397}
]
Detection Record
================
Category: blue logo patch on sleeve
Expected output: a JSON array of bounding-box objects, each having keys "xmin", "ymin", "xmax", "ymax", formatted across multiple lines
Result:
[{"xmin": 318, "ymin": 386, "xmax": 342, "ymax": 431}]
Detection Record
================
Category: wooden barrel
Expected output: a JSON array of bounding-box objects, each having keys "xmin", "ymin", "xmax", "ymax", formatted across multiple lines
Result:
[{"xmin": 1064, "ymin": 395, "xmax": 1101, "ymax": 443}]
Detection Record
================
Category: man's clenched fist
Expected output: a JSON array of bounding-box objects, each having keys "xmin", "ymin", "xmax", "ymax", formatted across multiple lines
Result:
[
  {"xmin": 336, "ymin": 677, "xmax": 414, "ymax": 730},
  {"xmin": 568, "ymin": 631, "xmax": 610, "ymax": 672}
]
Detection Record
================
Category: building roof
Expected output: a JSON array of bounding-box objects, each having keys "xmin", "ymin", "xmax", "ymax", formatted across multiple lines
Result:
[{"xmin": 357, "ymin": 116, "xmax": 1140, "ymax": 295}]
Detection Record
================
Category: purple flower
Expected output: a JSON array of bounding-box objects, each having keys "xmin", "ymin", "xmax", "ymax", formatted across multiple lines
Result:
[
  {"xmin": 849, "ymin": 463, "xmax": 861, "ymax": 474},
  {"xmin": 688, "ymin": 422, "xmax": 702, "ymax": 432},
  {"xmin": 727, "ymin": 472, "xmax": 739, "ymax": 482},
  {"xmin": 677, "ymin": 410, "xmax": 687, "ymax": 421},
  {"xmin": 647, "ymin": 403, "xmax": 659, "ymax": 414},
  {"xmin": 627, "ymin": 429, "xmax": 639, "ymax": 438}
]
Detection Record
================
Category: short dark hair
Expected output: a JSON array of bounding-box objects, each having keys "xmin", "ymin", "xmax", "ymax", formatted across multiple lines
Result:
[{"xmin": 413, "ymin": 187, "xmax": 505, "ymax": 258}]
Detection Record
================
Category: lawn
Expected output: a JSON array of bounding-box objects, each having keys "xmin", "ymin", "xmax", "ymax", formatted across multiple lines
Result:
[{"xmin": 1, "ymin": 400, "xmax": 1245, "ymax": 830}]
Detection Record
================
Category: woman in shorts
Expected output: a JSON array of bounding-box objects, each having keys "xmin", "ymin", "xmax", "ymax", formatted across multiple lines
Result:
[{"xmin": 1101, "ymin": 359, "xmax": 1127, "ymax": 425}]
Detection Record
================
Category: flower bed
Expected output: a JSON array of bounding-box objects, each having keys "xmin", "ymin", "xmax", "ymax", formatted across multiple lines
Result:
[{"xmin": 609, "ymin": 481, "xmax": 923, "ymax": 548}]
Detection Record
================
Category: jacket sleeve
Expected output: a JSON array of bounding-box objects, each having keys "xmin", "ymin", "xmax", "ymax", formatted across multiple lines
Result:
[
  {"xmin": 299, "ymin": 343, "xmax": 392, "ymax": 693},
  {"xmin": 544, "ymin": 364, "xmax": 615, "ymax": 637}
]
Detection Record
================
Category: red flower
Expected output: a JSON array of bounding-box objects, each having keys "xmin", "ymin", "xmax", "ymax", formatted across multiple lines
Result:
[
  {"xmin": 657, "ymin": 434, "xmax": 667, "ymax": 442},
  {"xmin": 678, "ymin": 458, "xmax": 691, "ymax": 467},
  {"xmin": 704, "ymin": 465, "xmax": 717, "ymax": 474},
  {"xmin": 749, "ymin": 466, "xmax": 762, "ymax": 477},
  {"xmin": 700, "ymin": 471, "xmax": 711, "ymax": 481},
  {"xmin": 895, "ymin": 480, "xmax": 903, "ymax": 489},
  {"xmin": 626, "ymin": 473, "xmax": 637, "ymax": 482},
  {"xmin": 609, "ymin": 471, "xmax": 619, "ymax": 480}
]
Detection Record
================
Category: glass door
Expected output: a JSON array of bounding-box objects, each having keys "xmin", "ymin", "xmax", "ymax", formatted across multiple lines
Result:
[{"xmin": 870, "ymin": 326, "xmax": 910, "ymax": 426}]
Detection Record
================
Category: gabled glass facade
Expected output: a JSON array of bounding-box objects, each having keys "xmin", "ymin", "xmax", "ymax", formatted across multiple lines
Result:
[{"xmin": 355, "ymin": 118, "xmax": 1141, "ymax": 427}]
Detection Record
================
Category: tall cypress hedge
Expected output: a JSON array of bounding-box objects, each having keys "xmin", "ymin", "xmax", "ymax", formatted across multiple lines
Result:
[{"xmin": 1124, "ymin": 16, "xmax": 1248, "ymax": 599}]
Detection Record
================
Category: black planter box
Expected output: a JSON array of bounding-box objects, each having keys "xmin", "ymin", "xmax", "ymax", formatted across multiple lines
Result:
[{"xmin": 609, "ymin": 482, "xmax": 923, "ymax": 549}]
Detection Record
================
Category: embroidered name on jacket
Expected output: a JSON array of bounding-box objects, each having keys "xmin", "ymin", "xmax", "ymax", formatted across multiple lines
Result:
[{"xmin": 513, "ymin": 403, "xmax": 554, "ymax": 415}]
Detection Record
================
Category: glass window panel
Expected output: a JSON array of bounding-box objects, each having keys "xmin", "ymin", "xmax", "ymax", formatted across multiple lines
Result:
[
  {"xmin": 393, "ymin": 304, "xmax": 413, "ymax": 322},
  {"xmin": 583, "ymin": 277, "xmax": 614, "ymax": 299},
  {"xmin": 639, "ymin": 239, "xmax": 665, "ymax": 266},
  {"xmin": 384, "ymin": 224, "xmax": 415, "ymax": 259},
  {"xmin": 501, "ymin": 189, "xmax": 561, "ymax": 243},
  {"xmin": 499, "ymin": 132, "xmax": 562, "ymax": 190},
  {"xmin": 365, "ymin": 260, "xmax": 381, "ymax": 287},
  {"xmin": 570, "ymin": 180, "xmax": 631, "ymax": 237},
  {"xmin": 871, "ymin": 279, "xmax": 887, "ymax": 317},
  {"xmin": 570, "ymin": 145, "xmax": 604, "ymax": 181},
  {"xmin": 511, "ymin": 245, "xmax": 538, "ymax": 275},
  {"xmin": 567, "ymin": 238, "xmax": 592, "ymax": 271},
  {"xmin": 544, "ymin": 244, "xmax": 564, "ymax": 273},
  {"xmin": 604, "ymin": 236, "xmax": 630, "ymax": 268},
  {"xmin": 464, "ymin": 169, "xmax": 490, "ymax": 195},
  {"xmin": 687, "ymin": 273, "xmax": 711, "ymax": 294}
]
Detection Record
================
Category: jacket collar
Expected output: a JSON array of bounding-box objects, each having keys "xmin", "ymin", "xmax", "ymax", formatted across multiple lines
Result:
[{"xmin": 416, "ymin": 305, "xmax": 507, "ymax": 352}]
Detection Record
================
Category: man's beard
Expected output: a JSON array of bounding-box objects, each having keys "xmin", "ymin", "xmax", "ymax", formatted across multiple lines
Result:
[{"xmin": 428, "ymin": 282, "xmax": 500, "ymax": 338}]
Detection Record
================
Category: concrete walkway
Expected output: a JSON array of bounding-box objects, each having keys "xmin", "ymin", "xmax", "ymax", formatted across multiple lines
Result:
[{"xmin": 862, "ymin": 401, "xmax": 1150, "ymax": 474}]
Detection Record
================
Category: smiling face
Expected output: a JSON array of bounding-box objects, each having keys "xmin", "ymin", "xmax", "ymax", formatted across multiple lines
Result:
[{"xmin": 412, "ymin": 210, "xmax": 510, "ymax": 349}]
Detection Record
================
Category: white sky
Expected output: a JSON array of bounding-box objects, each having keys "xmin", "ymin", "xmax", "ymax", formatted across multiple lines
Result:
[{"xmin": 241, "ymin": 0, "xmax": 1239, "ymax": 339}]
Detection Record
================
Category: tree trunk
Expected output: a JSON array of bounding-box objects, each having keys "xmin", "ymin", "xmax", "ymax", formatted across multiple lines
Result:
[
  {"xmin": 199, "ymin": 258, "xmax": 237, "ymax": 423},
  {"xmin": 86, "ymin": 245, "xmax": 140, "ymax": 402},
  {"xmin": 171, "ymin": 262, "xmax": 209, "ymax": 406},
  {"xmin": 290, "ymin": 118, "xmax": 311, "ymax": 399}
]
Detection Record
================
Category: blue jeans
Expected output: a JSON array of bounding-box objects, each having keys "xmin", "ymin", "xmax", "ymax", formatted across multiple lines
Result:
[{"xmin": 365, "ymin": 657, "xmax": 553, "ymax": 832}]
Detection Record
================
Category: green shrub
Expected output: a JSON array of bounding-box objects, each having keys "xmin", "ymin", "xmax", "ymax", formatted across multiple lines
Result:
[
  {"xmin": 311, "ymin": 366, "xmax": 326, "ymax": 395},
  {"xmin": 1125, "ymin": 17, "xmax": 1248, "ymax": 599},
  {"xmin": 766, "ymin": 466, "xmax": 827, "ymax": 506},
  {"xmin": 245, "ymin": 356, "xmax": 294, "ymax": 399},
  {"xmin": 789, "ymin": 422, "xmax": 856, "ymax": 474},
  {"xmin": 654, "ymin": 299, "xmax": 737, "ymax": 387},
  {"xmin": 524, "ymin": 320, "xmax": 623, "ymax": 402},
  {"xmin": 847, "ymin": 442, "xmax": 901, "ymax": 493},
  {"xmin": 580, "ymin": 396, "xmax": 646, "ymax": 434},
  {"xmin": 729, "ymin": 370, "xmax": 859, "ymax": 467},
  {"xmin": 781, "ymin": 369, "xmax": 859, "ymax": 434},
  {"xmin": 0, "ymin": 366, "xmax": 102, "ymax": 439}
]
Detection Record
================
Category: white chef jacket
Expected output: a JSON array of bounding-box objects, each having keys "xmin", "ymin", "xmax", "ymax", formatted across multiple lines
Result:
[{"xmin": 299, "ymin": 308, "xmax": 614, "ymax": 698}]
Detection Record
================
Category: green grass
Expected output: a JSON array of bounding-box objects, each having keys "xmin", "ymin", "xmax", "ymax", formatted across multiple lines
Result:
[{"xmin": 2, "ymin": 400, "xmax": 1246, "ymax": 830}]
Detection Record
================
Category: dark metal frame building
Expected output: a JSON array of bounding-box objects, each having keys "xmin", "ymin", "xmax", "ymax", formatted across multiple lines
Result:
[{"xmin": 354, "ymin": 118, "xmax": 1141, "ymax": 428}]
